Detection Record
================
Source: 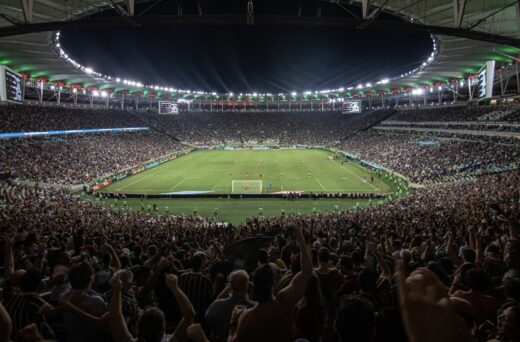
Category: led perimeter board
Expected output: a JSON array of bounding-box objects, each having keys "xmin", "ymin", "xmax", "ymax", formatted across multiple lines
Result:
[
  {"xmin": 159, "ymin": 101, "xmax": 179, "ymax": 114},
  {"xmin": 342, "ymin": 100, "xmax": 361, "ymax": 114},
  {"xmin": 478, "ymin": 60, "xmax": 495, "ymax": 99},
  {"xmin": 0, "ymin": 66, "xmax": 22, "ymax": 103}
]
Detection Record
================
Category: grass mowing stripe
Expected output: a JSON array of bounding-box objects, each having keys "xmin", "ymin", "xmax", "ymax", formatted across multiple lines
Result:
[
  {"xmin": 103, "ymin": 149, "xmax": 391, "ymax": 195},
  {"xmin": 117, "ymin": 170, "xmax": 161, "ymax": 191}
]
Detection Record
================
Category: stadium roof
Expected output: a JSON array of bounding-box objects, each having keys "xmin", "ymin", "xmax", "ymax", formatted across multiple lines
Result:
[{"xmin": 0, "ymin": 0, "xmax": 519, "ymax": 97}]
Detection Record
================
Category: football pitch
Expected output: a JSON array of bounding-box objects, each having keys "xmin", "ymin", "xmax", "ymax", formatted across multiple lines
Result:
[{"xmin": 101, "ymin": 149, "xmax": 392, "ymax": 195}]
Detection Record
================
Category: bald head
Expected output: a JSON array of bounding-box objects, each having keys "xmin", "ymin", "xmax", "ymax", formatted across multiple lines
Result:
[{"xmin": 230, "ymin": 270, "xmax": 249, "ymax": 296}]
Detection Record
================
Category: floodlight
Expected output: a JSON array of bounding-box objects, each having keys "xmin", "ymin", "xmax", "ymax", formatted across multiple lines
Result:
[
  {"xmin": 291, "ymin": 92, "xmax": 297, "ymax": 96},
  {"xmin": 85, "ymin": 67, "xmax": 94, "ymax": 74}
]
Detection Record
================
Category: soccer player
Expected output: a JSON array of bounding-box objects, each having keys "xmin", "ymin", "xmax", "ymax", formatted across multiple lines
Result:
[
  {"xmin": 259, "ymin": 171, "xmax": 263, "ymax": 178},
  {"xmin": 308, "ymin": 172, "xmax": 311, "ymax": 178}
]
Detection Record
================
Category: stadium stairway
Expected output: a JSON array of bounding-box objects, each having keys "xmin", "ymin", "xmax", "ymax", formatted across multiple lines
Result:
[
  {"xmin": 342, "ymin": 109, "xmax": 397, "ymax": 141},
  {"xmin": 127, "ymin": 110, "xmax": 181, "ymax": 142}
]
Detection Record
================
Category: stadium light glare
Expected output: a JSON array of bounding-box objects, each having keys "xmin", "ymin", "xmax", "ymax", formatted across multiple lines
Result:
[
  {"xmin": 72, "ymin": 88, "xmax": 77, "ymax": 93},
  {"xmin": 229, "ymin": 92, "xmax": 234, "ymax": 96},
  {"xmin": 101, "ymin": 91, "xmax": 107, "ymax": 97},
  {"xmin": 93, "ymin": 90, "xmax": 100, "ymax": 97},
  {"xmin": 291, "ymin": 92, "xmax": 297, "ymax": 96},
  {"xmin": 253, "ymin": 92, "xmax": 258, "ymax": 97},
  {"xmin": 366, "ymin": 83, "xmax": 372, "ymax": 87},
  {"xmin": 85, "ymin": 67, "xmax": 94, "ymax": 74},
  {"xmin": 338, "ymin": 87, "xmax": 345, "ymax": 92}
]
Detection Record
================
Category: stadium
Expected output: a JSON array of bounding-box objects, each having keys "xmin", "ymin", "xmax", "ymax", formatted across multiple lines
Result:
[{"xmin": 0, "ymin": 1, "xmax": 519, "ymax": 342}]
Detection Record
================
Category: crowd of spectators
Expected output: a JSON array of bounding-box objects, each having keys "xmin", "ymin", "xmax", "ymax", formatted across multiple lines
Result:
[
  {"xmin": 386, "ymin": 106, "xmax": 496, "ymax": 122},
  {"xmin": 341, "ymin": 131, "xmax": 520, "ymax": 183},
  {"xmin": 0, "ymin": 169, "xmax": 518, "ymax": 341},
  {"xmin": 139, "ymin": 110, "xmax": 395, "ymax": 146},
  {"xmin": 0, "ymin": 132, "xmax": 184, "ymax": 184},
  {"xmin": 0, "ymin": 105, "xmax": 142, "ymax": 132},
  {"xmin": 1, "ymin": 104, "xmax": 520, "ymax": 341}
]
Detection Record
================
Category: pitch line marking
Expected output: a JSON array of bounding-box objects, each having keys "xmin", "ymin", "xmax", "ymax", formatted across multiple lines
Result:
[
  {"xmin": 117, "ymin": 171, "xmax": 160, "ymax": 191},
  {"xmin": 335, "ymin": 162, "xmax": 378, "ymax": 191},
  {"xmin": 314, "ymin": 177, "xmax": 326, "ymax": 190},
  {"xmin": 168, "ymin": 177, "xmax": 191, "ymax": 191}
]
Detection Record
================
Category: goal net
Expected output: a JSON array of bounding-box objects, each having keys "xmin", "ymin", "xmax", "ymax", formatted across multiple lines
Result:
[{"xmin": 231, "ymin": 180, "xmax": 263, "ymax": 194}]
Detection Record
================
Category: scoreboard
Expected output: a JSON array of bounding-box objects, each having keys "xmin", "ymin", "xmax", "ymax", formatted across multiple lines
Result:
[
  {"xmin": 478, "ymin": 60, "xmax": 495, "ymax": 99},
  {"xmin": 159, "ymin": 101, "xmax": 179, "ymax": 114},
  {"xmin": 342, "ymin": 100, "xmax": 362, "ymax": 114},
  {"xmin": 0, "ymin": 65, "xmax": 22, "ymax": 103}
]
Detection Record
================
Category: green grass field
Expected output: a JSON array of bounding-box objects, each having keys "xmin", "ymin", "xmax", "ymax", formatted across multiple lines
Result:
[
  {"xmin": 93, "ymin": 149, "xmax": 401, "ymax": 224},
  {"xmin": 94, "ymin": 197, "xmax": 386, "ymax": 225},
  {"xmin": 101, "ymin": 149, "xmax": 391, "ymax": 195}
]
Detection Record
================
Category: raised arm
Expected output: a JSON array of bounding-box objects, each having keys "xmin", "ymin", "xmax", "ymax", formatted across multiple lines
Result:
[
  {"xmin": 165, "ymin": 273, "xmax": 196, "ymax": 342},
  {"xmin": 277, "ymin": 226, "xmax": 312, "ymax": 305},
  {"xmin": 0, "ymin": 302, "xmax": 12, "ymax": 342},
  {"xmin": 369, "ymin": 243, "xmax": 392, "ymax": 280},
  {"xmin": 108, "ymin": 274, "xmax": 133, "ymax": 342},
  {"xmin": 105, "ymin": 243, "xmax": 121, "ymax": 272}
]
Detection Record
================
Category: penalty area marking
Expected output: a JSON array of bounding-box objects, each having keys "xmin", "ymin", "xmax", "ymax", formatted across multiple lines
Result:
[{"xmin": 335, "ymin": 161, "xmax": 378, "ymax": 191}]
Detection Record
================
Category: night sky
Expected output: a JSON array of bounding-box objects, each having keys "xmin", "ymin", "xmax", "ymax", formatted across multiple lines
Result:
[{"xmin": 61, "ymin": 1, "xmax": 432, "ymax": 93}]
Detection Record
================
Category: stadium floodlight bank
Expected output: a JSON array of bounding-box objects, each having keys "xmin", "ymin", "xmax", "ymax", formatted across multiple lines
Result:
[{"xmin": 232, "ymin": 180, "xmax": 263, "ymax": 194}]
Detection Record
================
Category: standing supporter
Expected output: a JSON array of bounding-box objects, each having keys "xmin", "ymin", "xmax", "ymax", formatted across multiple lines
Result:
[
  {"xmin": 228, "ymin": 226, "xmax": 312, "ymax": 342},
  {"xmin": 204, "ymin": 270, "xmax": 256, "ymax": 342}
]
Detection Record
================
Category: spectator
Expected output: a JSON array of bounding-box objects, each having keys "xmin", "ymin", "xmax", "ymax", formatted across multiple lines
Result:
[{"xmin": 205, "ymin": 270, "xmax": 256, "ymax": 342}]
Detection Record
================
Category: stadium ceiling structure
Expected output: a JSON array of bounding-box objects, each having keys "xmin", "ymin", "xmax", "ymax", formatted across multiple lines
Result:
[{"xmin": 0, "ymin": 0, "xmax": 519, "ymax": 99}]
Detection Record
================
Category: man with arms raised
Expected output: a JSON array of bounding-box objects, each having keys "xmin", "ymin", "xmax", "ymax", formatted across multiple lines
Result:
[{"xmin": 228, "ymin": 226, "xmax": 312, "ymax": 342}]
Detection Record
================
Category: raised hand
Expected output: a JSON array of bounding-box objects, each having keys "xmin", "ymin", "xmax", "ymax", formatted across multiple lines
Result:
[
  {"xmin": 109, "ymin": 273, "xmax": 122, "ymax": 292},
  {"xmin": 396, "ymin": 261, "xmax": 472, "ymax": 342},
  {"xmin": 164, "ymin": 273, "xmax": 178, "ymax": 290}
]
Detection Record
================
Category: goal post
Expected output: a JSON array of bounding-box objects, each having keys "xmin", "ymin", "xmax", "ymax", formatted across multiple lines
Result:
[{"xmin": 231, "ymin": 180, "xmax": 263, "ymax": 194}]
